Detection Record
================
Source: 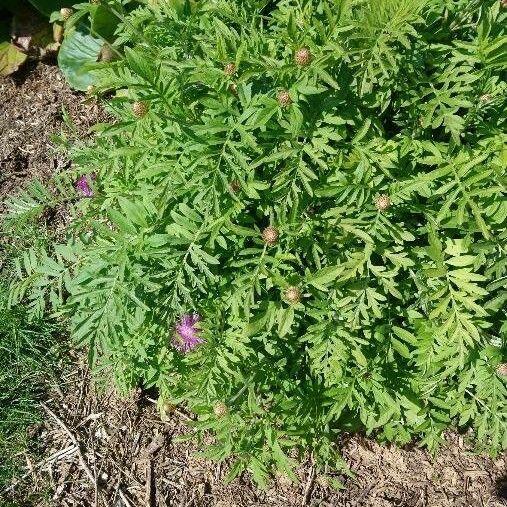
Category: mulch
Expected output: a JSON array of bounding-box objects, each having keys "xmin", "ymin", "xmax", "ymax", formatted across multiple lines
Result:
[
  {"xmin": 0, "ymin": 61, "xmax": 506, "ymax": 507},
  {"xmin": 0, "ymin": 59, "xmax": 105, "ymax": 207},
  {"xmin": 4, "ymin": 356, "xmax": 505, "ymax": 507}
]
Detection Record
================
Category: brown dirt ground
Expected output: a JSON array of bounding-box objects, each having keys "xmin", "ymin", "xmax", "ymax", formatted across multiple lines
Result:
[
  {"xmin": 0, "ymin": 59, "xmax": 105, "ymax": 207},
  {"xmin": 1, "ymin": 62, "xmax": 506, "ymax": 507}
]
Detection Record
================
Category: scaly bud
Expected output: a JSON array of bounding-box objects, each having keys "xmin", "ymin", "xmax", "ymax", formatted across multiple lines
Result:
[
  {"xmin": 262, "ymin": 226, "xmax": 279, "ymax": 246},
  {"xmin": 224, "ymin": 62, "xmax": 236, "ymax": 76},
  {"xmin": 375, "ymin": 194, "xmax": 391, "ymax": 211},
  {"xmin": 496, "ymin": 363, "xmax": 507, "ymax": 377},
  {"xmin": 294, "ymin": 47, "xmax": 312, "ymax": 66},
  {"xmin": 285, "ymin": 286, "xmax": 301, "ymax": 304},
  {"xmin": 213, "ymin": 402, "xmax": 228, "ymax": 417},
  {"xmin": 60, "ymin": 8, "xmax": 73, "ymax": 20},
  {"xmin": 132, "ymin": 101, "xmax": 148, "ymax": 118},
  {"xmin": 277, "ymin": 89, "xmax": 292, "ymax": 107}
]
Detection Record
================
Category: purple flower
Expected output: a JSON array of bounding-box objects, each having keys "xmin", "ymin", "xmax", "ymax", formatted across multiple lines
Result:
[
  {"xmin": 171, "ymin": 313, "xmax": 205, "ymax": 353},
  {"xmin": 76, "ymin": 173, "xmax": 96, "ymax": 197}
]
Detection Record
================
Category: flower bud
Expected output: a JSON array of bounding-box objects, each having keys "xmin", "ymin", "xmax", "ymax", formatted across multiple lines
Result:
[
  {"xmin": 132, "ymin": 101, "xmax": 148, "ymax": 118},
  {"xmin": 496, "ymin": 363, "xmax": 507, "ymax": 377},
  {"xmin": 224, "ymin": 62, "xmax": 236, "ymax": 76},
  {"xmin": 53, "ymin": 23, "xmax": 64, "ymax": 43},
  {"xmin": 375, "ymin": 194, "xmax": 391, "ymax": 211},
  {"xmin": 60, "ymin": 7, "xmax": 73, "ymax": 20},
  {"xmin": 285, "ymin": 286, "xmax": 301, "ymax": 304},
  {"xmin": 229, "ymin": 180, "xmax": 241, "ymax": 193},
  {"xmin": 100, "ymin": 45, "xmax": 115, "ymax": 63},
  {"xmin": 262, "ymin": 226, "xmax": 279, "ymax": 246},
  {"xmin": 277, "ymin": 89, "xmax": 292, "ymax": 107},
  {"xmin": 294, "ymin": 47, "xmax": 312, "ymax": 66},
  {"xmin": 213, "ymin": 402, "xmax": 228, "ymax": 417}
]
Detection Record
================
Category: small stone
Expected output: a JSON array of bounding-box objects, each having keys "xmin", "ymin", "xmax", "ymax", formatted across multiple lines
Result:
[
  {"xmin": 294, "ymin": 47, "xmax": 312, "ymax": 66},
  {"xmin": 494, "ymin": 457, "xmax": 505, "ymax": 469},
  {"xmin": 214, "ymin": 501, "xmax": 239, "ymax": 507},
  {"xmin": 213, "ymin": 402, "xmax": 228, "ymax": 417},
  {"xmin": 276, "ymin": 472, "xmax": 292, "ymax": 489},
  {"xmin": 285, "ymin": 286, "xmax": 301, "ymax": 304},
  {"xmin": 132, "ymin": 101, "xmax": 148, "ymax": 118},
  {"xmin": 224, "ymin": 62, "xmax": 236, "ymax": 76},
  {"xmin": 60, "ymin": 8, "xmax": 73, "ymax": 20},
  {"xmin": 277, "ymin": 89, "xmax": 292, "ymax": 107},
  {"xmin": 261, "ymin": 226, "xmax": 279, "ymax": 246},
  {"xmin": 375, "ymin": 194, "xmax": 391, "ymax": 211}
]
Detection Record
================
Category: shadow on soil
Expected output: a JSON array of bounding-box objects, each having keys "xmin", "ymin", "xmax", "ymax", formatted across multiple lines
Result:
[{"xmin": 496, "ymin": 475, "xmax": 507, "ymax": 500}]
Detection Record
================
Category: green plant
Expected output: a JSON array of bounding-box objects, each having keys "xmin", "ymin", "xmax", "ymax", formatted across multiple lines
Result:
[
  {"xmin": 0, "ymin": 1, "xmax": 54, "ymax": 77},
  {"xmin": 0, "ymin": 290, "xmax": 63, "ymax": 494},
  {"xmin": 0, "ymin": 0, "xmax": 136, "ymax": 88},
  {"xmin": 54, "ymin": 1, "xmax": 143, "ymax": 90},
  {"xmin": 0, "ymin": 0, "xmax": 84, "ymax": 79},
  {"xmin": 0, "ymin": 220, "xmax": 64, "ymax": 495},
  {"xmin": 7, "ymin": 0, "xmax": 507, "ymax": 485}
]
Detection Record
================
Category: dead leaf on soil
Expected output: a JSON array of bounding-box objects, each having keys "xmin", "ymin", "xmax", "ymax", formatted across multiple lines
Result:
[{"xmin": 0, "ymin": 41, "xmax": 27, "ymax": 76}]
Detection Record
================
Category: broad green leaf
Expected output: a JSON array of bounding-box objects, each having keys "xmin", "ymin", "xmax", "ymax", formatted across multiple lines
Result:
[
  {"xmin": 391, "ymin": 338, "xmax": 411, "ymax": 359},
  {"xmin": 90, "ymin": 4, "xmax": 119, "ymax": 41},
  {"xmin": 57, "ymin": 28, "xmax": 102, "ymax": 90},
  {"xmin": 107, "ymin": 209, "xmax": 137, "ymax": 235},
  {"xmin": 445, "ymin": 255, "xmax": 475, "ymax": 267},
  {"xmin": 307, "ymin": 265, "xmax": 343, "ymax": 287},
  {"xmin": 392, "ymin": 326, "xmax": 418, "ymax": 346}
]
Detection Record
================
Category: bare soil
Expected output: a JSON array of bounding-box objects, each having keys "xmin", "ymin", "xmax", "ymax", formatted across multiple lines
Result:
[
  {"xmin": 9, "ymin": 358, "xmax": 506, "ymax": 507},
  {"xmin": 1, "ymin": 62, "xmax": 506, "ymax": 507},
  {"xmin": 0, "ymin": 60, "xmax": 104, "ymax": 205}
]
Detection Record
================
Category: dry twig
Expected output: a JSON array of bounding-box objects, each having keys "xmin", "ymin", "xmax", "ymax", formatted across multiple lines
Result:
[
  {"xmin": 41, "ymin": 402, "xmax": 96, "ymax": 485},
  {"xmin": 302, "ymin": 459, "xmax": 316, "ymax": 506},
  {"xmin": 1, "ymin": 445, "xmax": 78, "ymax": 496}
]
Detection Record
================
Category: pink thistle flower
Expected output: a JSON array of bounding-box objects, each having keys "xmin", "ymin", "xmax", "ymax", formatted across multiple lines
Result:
[
  {"xmin": 171, "ymin": 313, "xmax": 205, "ymax": 353},
  {"xmin": 76, "ymin": 173, "xmax": 96, "ymax": 197}
]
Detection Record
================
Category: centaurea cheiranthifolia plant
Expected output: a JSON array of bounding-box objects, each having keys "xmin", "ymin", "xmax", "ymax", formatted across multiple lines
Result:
[{"xmin": 7, "ymin": 0, "xmax": 507, "ymax": 486}]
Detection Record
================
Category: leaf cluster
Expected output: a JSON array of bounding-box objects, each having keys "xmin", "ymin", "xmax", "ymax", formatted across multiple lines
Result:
[{"xmin": 7, "ymin": 0, "xmax": 507, "ymax": 484}]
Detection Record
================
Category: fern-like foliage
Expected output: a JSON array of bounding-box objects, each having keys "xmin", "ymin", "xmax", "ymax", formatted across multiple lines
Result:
[{"xmin": 7, "ymin": 0, "xmax": 507, "ymax": 484}]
